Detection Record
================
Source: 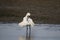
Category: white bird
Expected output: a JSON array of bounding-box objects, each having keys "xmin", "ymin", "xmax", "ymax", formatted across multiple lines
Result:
[
  {"xmin": 19, "ymin": 12, "xmax": 35, "ymax": 37},
  {"xmin": 18, "ymin": 12, "xmax": 35, "ymax": 27}
]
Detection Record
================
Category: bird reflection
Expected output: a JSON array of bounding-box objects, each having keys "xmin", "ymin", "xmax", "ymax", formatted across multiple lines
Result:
[
  {"xmin": 19, "ymin": 36, "xmax": 31, "ymax": 40},
  {"xmin": 19, "ymin": 36, "xmax": 25, "ymax": 40},
  {"xmin": 26, "ymin": 36, "xmax": 31, "ymax": 40}
]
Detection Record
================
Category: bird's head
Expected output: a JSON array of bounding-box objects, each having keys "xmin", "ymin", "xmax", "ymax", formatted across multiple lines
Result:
[{"xmin": 26, "ymin": 12, "xmax": 31, "ymax": 16}]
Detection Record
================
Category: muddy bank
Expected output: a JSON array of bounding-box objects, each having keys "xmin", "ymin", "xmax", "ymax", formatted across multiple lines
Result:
[{"xmin": 0, "ymin": 0, "xmax": 60, "ymax": 24}]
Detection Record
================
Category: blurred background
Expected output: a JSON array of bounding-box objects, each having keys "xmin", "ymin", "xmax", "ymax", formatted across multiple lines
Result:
[
  {"xmin": 0, "ymin": 0, "xmax": 60, "ymax": 24},
  {"xmin": 0, "ymin": 0, "xmax": 60, "ymax": 40}
]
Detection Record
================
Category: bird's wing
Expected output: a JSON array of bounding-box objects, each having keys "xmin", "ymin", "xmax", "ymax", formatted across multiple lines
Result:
[
  {"xmin": 18, "ymin": 17, "xmax": 28, "ymax": 27},
  {"xmin": 28, "ymin": 18, "xmax": 35, "ymax": 27}
]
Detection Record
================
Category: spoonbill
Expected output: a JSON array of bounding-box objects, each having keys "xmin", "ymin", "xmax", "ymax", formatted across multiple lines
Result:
[
  {"xmin": 18, "ymin": 12, "xmax": 34, "ymax": 27},
  {"xmin": 18, "ymin": 12, "xmax": 35, "ymax": 38}
]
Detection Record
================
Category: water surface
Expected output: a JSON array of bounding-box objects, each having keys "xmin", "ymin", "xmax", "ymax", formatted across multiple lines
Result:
[{"xmin": 0, "ymin": 23, "xmax": 60, "ymax": 40}]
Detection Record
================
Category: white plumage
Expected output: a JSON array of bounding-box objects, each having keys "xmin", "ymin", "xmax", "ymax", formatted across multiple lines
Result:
[
  {"xmin": 27, "ymin": 18, "xmax": 34, "ymax": 26},
  {"xmin": 18, "ymin": 12, "xmax": 34, "ymax": 27}
]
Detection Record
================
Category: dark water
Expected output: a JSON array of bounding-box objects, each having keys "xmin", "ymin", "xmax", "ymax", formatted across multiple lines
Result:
[{"xmin": 0, "ymin": 23, "xmax": 60, "ymax": 40}]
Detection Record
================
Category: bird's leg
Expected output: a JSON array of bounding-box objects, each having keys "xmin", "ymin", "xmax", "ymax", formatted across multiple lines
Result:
[
  {"xmin": 26, "ymin": 25, "xmax": 28, "ymax": 37},
  {"xmin": 29, "ymin": 25, "xmax": 31, "ymax": 38},
  {"xmin": 26, "ymin": 25, "xmax": 31, "ymax": 40}
]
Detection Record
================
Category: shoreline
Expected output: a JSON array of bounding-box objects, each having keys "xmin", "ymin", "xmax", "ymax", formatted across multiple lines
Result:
[
  {"xmin": 0, "ymin": 16, "xmax": 60, "ymax": 24},
  {"xmin": 0, "ymin": 21, "xmax": 60, "ymax": 24}
]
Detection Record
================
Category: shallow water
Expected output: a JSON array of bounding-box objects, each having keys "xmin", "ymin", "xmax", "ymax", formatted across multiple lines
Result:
[{"xmin": 0, "ymin": 23, "xmax": 60, "ymax": 40}]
